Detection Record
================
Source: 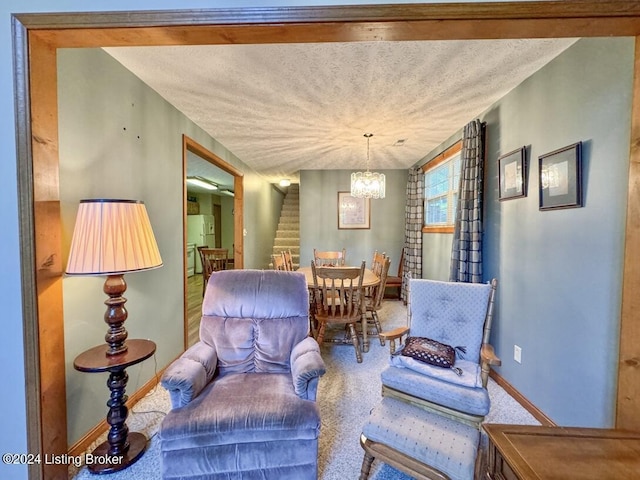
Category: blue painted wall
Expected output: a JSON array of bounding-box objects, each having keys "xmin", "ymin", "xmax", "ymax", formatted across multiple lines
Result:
[
  {"xmin": 424, "ymin": 37, "xmax": 634, "ymax": 427},
  {"xmin": 299, "ymin": 169, "xmax": 407, "ymax": 273},
  {"xmin": 57, "ymin": 47, "xmax": 285, "ymax": 444}
]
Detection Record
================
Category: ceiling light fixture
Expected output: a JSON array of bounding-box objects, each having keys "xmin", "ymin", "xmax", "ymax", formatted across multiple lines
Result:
[
  {"xmin": 219, "ymin": 189, "xmax": 235, "ymax": 197},
  {"xmin": 186, "ymin": 176, "xmax": 218, "ymax": 190},
  {"xmin": 279, "ymin": 179, "xmax": 291, "ymax": 187},
  {"xmin": 350, "ymin": 133, "xmax": 386, "ymax": 199}
]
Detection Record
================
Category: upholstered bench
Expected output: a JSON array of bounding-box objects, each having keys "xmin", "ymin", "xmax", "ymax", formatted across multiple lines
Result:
[{"xmin": 359, "ymin": 397, "xmax": 480, "ymax": 480}]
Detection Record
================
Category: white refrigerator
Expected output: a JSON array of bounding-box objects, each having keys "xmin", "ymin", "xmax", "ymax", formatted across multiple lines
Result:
[{"xmin": 187, "ymin": 214, "xmax": 215, "ymax": 273}]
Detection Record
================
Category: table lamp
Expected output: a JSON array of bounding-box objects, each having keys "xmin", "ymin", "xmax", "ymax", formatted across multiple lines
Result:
[
  {"xmin": 66, "ymin": 199, "xmax": 163, "ymax": 355},
  {"xmin": 66, "ymin": 199, "xmax": 163, "ymax": 473}
]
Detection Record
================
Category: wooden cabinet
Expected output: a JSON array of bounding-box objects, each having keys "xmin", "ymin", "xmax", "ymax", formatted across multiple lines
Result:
[{"xmin": 485, "ymin": 424, "xmax": 640, "ymax": 480}]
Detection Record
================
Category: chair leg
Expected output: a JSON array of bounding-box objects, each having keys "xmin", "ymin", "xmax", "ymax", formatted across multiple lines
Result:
[
  {"xmin": 348, "ymin": 323, "xmax": 362, "ymax": 363},
  {"xmin": 316, "ymin": 321, "xmax": 327, "ymax": 345},
  {"xmin": 343, "ymin": 324, "xmax": 351, "ymax": 342},
  {"xmin": 308, "ymin": 302, "xmax": 317, "ymax": 338},
  {"xmin": 372, "ymin": 311, "xmax": 385, "ymax": 346},
  {"xmin": 389, "ymin": 338, "xmax": 397, "ymax": 355},
  {"xmin": 359, "ymin": 452, "xmax": 375, "ymax": 480}
]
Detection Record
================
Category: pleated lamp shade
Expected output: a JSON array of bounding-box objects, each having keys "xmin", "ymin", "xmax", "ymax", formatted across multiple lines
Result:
[{"xmin": 66, "ymin": 199, "xmax": 163, "ymax": 275}]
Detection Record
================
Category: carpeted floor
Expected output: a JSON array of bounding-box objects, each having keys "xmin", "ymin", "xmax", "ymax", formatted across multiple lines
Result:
[{"xmin": 71, "ymin": 300, "xmax": 539, "ymax": 479}]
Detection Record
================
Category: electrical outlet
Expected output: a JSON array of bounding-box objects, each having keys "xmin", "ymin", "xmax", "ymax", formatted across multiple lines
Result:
[{"xmin": 514, "ymin": 345, "xmax": 522, "ymax": 364}]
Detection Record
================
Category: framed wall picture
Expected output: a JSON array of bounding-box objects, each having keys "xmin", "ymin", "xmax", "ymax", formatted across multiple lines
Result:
[
  {"xmin": 538, "ymin": 142, "xmax": 583, "ymax": 210},
  {"xmin": 338, "ymin": 192, "xmax": 370, "ymax": 229},
  {"xmin": 498, "ymin": 146, "xmax": 527, "ymax": 201}
]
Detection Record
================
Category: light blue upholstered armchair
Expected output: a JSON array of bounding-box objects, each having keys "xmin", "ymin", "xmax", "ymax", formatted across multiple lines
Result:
[
  {"xmin": 380, "ymin": 278, "xmax": 499, "ymax": 429},
  {"xmin": 159, "ymin": 269, "xmax": 326, "ymax": 480}
]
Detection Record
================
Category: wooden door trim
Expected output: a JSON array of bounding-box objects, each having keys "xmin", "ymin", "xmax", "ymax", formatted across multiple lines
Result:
[
  {"xmin": 14, "ymin": 2, "xmax": 640, "ymax": 40},
  {"xmin": 12, "ymin": 2, "xmax": 640, "ymax": 478},
  {"xmin": 617, "ymin": 36, "xmax": 640, "ymax": 430},
  {"xmin": 183, "ymin": 135, "xmax": 244, "ymax": 268},
  {"xmin": 182, "ymin": 135, "xmax": 244, "ymax": 349}
]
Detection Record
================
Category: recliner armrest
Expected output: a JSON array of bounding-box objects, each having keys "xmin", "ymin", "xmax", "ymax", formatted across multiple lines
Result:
[
  {"xmin": 161, "ymin": 341, "xmax": 217, "ymax": 409},
  {"xmin": 290, "ymin": 336, "xmax": 326, "ymax": 401}
]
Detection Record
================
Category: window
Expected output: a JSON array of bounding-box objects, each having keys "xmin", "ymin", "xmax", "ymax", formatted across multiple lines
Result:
[{"xmin": 422, "ymin": 141, "xmax": 462, "ymax": 233}]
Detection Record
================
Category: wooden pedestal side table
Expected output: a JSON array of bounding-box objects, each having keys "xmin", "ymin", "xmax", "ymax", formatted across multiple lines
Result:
[
  {"xmin": 484, "ymin": 423, "xmax": 640, "ymax": 480},
  {"xmin": 74, "ymin": 339, "xmax": 156, "ymax": 474}
]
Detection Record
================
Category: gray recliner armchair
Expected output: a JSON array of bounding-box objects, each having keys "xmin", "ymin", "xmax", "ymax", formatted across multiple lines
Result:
[{"xmin": 159, "ymin": 269, "xmax": 326, "ymax": 480}]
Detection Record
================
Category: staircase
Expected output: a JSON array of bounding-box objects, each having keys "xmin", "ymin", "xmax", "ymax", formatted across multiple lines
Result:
[{"xmin": 272, "ymin": 184, "xmax": 300, "ymax": 269}]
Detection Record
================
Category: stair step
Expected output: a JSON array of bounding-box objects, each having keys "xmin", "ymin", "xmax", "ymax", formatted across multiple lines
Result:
[
  {"xmin": 273, "ymin": 243, "xmax": 300, "ymax": 249},
  {"xmin": 271, "ymin": 251, "xmax": 300, "ymax": 263},
  {"xmin": 272, "ymin": 186, "xmax": 300, "ymax": 269},
  {"xmin": 273, "ymin": 246, "xmax": 299, "ymax": 252},
  {"xmin": 278, "ymin": 224, "xmax": 299, "ymax": 231},
  {"xmin": 276, "ymin": 230, "xmax": 300, "ymax": 238},
  {"xmin": 272, "ymin": 251, "xmax": 299, "ymax": 257},
  {"xmin": 278, "ymin": 219, "xmax": 299, "ymax": 225},
  {"xmin": 280, "ymin": 211, "xmax": 299, "ymax": 218},
  {"xmin": 274, "ymin": 240, "xmax": 299, "ymax": 248}
]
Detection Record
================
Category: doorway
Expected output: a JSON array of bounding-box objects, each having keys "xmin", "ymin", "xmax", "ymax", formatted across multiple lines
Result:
[
  {"xmin": 183, "ymin": 135, "xmax": 243, "ymax": 348},
  {"xmin": 13, "ymin": 4, "xmax": 640, "ymax": 479}
]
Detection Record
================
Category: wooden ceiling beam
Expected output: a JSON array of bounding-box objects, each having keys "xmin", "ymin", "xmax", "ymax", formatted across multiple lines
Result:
[{"xmin": 20, "ymin": 1, "xmax": 640, "ymax": 49}]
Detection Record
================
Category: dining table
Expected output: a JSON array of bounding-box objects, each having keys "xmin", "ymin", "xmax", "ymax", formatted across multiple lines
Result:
[{"xmin": 297, "ymin": 265, "xmax": 380, "ymax": 353}]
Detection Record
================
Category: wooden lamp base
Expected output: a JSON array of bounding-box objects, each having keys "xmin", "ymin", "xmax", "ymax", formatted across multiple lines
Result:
[
  {"xmin": 74, "ymin": 339, "xmax": 156, "ymax": 475},
  {"xmin": 87, "ymin": 432, "xmax": 148, "ymax": 474}
]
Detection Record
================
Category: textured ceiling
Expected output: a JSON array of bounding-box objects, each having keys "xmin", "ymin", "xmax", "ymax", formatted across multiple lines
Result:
[{"xmin": 105, "ymin": 38, "xmax": 576, "ymax": 185}]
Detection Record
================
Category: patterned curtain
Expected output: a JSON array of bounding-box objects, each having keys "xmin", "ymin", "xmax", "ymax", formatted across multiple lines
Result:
[
  {"xmin": 449, "ymin": 119, "xmax": 485, "ymax": 283},
  {"xmin": 401, "ymin": 167, "xmax": 423, "ymax": 300}
]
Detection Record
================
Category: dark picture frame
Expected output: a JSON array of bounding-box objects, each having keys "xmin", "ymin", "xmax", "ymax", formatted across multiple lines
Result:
[
  {"xmin": 337, "ymin": 191, "xmax": 370, "ymax": 229},
  {"xmin": 498, "ymin": 146, "xmax": 527, "ymax": 201},
  {"xmin": 538, "ymin": 142, "xmax": 583, "ymax": 210}
]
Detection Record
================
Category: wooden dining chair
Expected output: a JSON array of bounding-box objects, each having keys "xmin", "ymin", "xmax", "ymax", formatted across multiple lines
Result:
[
  {"xmin": 371, "ymin": 250, "xmax": 386, "ymax": 278},
  {"xmin": 366, "ymin": 254, "xmax": 391, "ymax": 346},
  {"xmin": 384, "ymin": 249, "xmax": 404, "ymax": 301},
  {"xmin": 310, "ymin": 260, "xmax": 365, "ymax": 363},
  {"xmin": 282, "ymin": 249, "xmax": 294, "ymax": 271},
  {"xmin": 272, "ymin": 252, "xmax": 287, "ymax": 271},
  {"xmin": 313, "ymin": 248, "xmax": 346, "ymax": 267},
  {"xmin": 366, "ymin": 250, "xmax": 386, "ymax": 341},
  {"xmin": 198, "ymin": 247, "xmax": 229, "ymax": 295}
]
